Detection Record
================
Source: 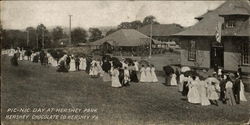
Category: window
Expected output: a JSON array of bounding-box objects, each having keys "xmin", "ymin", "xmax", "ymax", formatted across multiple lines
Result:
[
  {"xmin": 225, "ymin": 20, "xmax": 236, "ymax": 28},
  {"xmin": 188, "ymin": 40, "xmax": 196, "ymax": 61},
  {"xmin": 241, "ymin": 41, "xmax": 250, "ymax": 65}
]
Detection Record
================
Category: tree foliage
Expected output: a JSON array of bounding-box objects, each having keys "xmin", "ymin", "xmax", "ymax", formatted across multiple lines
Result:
[
  {"xmin": 142, "ymin": 15, "xmax": 160, "ymax": 26},
  {"xmin": 36, "ymin": 24, "xmax": 51, "ymax": 49},
  {"xmin": 88, "ymin": 28, "xmax": 103, "ymax": 42},
  {"xmin": 51, "ymin": 26, "xmax": 67, "ymax": 47},
  {"xmin": 71, "ymin": 27, "xmax": 87, "ymax": 44}
]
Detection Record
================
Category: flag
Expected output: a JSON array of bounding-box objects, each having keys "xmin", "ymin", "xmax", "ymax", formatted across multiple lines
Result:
[{"xmin": 215, "ymin": 21, "xmax": 222, "ymax": 43}]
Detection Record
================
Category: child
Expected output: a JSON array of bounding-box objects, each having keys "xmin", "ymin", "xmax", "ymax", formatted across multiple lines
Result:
[
  {"xmin": 124, "ymin": 67, "xmax": 130, "ymax": 86},
  {"xmin": 207, "ymin": 82, "xmax": 220, "ymax": 106}
]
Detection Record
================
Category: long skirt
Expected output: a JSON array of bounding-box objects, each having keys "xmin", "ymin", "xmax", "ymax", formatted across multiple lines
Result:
[
  {"xmin": 130, "ymin": 71, "xmax": 139, "ymax": 83},
  {"xmin": 182, "ymin": 81, "xmax": 189, "ymax": 96},
  {"xmin": 103, "ymin": 72, "xmax": 111, "ymax": 82},
  {"xmin": 225, "ymin": 88, "xmax": 236, "ymax": 105}
]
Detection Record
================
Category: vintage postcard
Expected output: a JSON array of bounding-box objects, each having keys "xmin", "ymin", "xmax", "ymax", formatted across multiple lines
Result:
[{"xmin": 1, "ymin": 0, "xmax": 250, "ymax": 125}]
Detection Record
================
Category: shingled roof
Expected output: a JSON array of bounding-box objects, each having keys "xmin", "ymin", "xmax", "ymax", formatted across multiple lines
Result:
[
  {"xmin": 174, "ymin": 0, "xmax": 250, "ymax": 37},
  {"xmin": 90, "ymin": 29, "xmax": 161, "ymax": 46},
  {"xmin": 138, "ymin": 24, "xmax": 183, "ymax": 37}
]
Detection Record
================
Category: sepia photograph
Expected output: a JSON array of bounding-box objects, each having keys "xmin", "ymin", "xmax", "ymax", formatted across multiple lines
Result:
[{"xmin": 1, "ymin": 0, "xmax": 250, "ymax": 125}]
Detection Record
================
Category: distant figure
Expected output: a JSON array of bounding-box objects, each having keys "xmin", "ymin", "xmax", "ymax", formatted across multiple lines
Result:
[
  {"xmin": 179, "ymin": 74, "xmax": 185, "ymax": 92},
  {"xmin": 140, "ymin": 65, "xmax": 146, "ymax": 82},
  {"xmin": 150, "ymin": 65, "xmax": 158, "ymax": 83},
  {"xmin": 111, "ymin": 67, "xmax": 122, "ymax": 88},
  {"xmin": 225, "ymin": 76, "xmax": 236, "ymax": 106},
  {"xmin": 198, "ymin": 80, "xmax": 211, "ymax": 106},
  {"xmin": 69, "ymin": 56, "xmax": 76, "ymax": 72},
  {"xmin": 219, "ymin": 75, "xmax": 227, "ymax": 104},
  {"xmin": 187, "ymin": 76, "xmax": 200, "ymax": 104},
  {"xmin": 129, "ymin": 63, "xmax": 139, "ymax": 83},
  {"xmin": 79, "ymin": 57, "xmax": 86, "ymax": 71},
  {"xmin": 134, "ymin": 60, "xmax": 139, "ymax": 72},
  {"xmin": 170, "ymin": 73, "xmax": 177, "ymax": 86},
  {"xmin": 123, "ymin": 67, "xmax": 130, "ymax": 86},
  {"xmin": 207, "ymin": 82, "xmax": 220, "ymax": 106},
  {"xmin": 240, "ymin": 79, "xmax": 247, "ymax": 102},
  {"xmin": 66, "ymin": 55, "xmax": 71, "ymax": 68},
  {"xmin": 57, "ymin": 60, "xmax": 68, "ymax": 72},
  {"xmin": 75, "ymin": 56, "xmax": 80, "ymax": 71},
  {"xmin": 43, "ymin": 55, "xmax": 48, "ymax": 66},
  {"xmin": 11, "ymin": 53, "xmax": 18, "ymax": 66},
  {"xmin": 145, "ymin": 65, "xmax": 152, "ymax": 82},
  {"xmin": 102, "ymin": 59, "xmax": 111, "ymax": 82},
  {"xmin": 40, "ymin": 50, "xmax": 45, "ymax": 65},
  {"xmin": 234, "ymin": 74, "xmax": 241, "ymax": 104}
]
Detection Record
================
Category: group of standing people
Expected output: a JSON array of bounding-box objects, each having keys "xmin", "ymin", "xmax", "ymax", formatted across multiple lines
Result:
[
  {"xmin": 177, "ymin": 68, "xmax": 247, "ymax": 106},
  {"xmin": 139, "ymin": 64, "xmax": 158, "ymax": 83}
]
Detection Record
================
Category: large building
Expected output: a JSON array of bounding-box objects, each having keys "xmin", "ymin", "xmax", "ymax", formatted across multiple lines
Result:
[
  {"xmin": 89, "ymin": 29, "xmax": 161, "ymax": 56},
  {"xmin": 173, "ymin": 0, "xmax": 250, "ymax": 73}
]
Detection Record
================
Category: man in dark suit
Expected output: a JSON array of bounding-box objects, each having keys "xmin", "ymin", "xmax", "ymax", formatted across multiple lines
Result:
[{"xmin": 233, "ymin": 73, "xmax": 241, "ymax": 104}]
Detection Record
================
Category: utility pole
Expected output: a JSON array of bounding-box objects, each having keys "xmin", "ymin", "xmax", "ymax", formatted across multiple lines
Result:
[
  {"xmin": 69, "ymin": 15, "xmax": 72, "ymax": 45},
  {"xmin": 149, "ymin": 21, "xmax": 153, "ymax": 58},
  {"xmin": 42, "ymin": 28, "xmax": 45, "ymax": 49}
]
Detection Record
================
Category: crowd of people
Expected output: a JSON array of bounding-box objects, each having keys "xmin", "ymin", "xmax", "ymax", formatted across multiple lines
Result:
[
  {"xmin": 3, "ymin": 48, "xmax": 248, "ymax": 106},
  {"xmin": 174, "ymin": 68, "xmax": 248, "ymax": 106},
  {"xmin": 4, "ymin": 48, "xmax": 159, "ymax": 88}
]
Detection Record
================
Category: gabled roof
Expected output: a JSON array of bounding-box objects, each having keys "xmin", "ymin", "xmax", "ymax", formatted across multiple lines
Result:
[
  {"xmin": 90, "ymin": 29, "xmax": 161, "ymax": 46},
  {"xmin": 138, "ymin": 24, "xmax": 183, "ymax": 37},
  {"xmin": 174, "ymin": 0, "xmax": 250, "ymax": 37}
]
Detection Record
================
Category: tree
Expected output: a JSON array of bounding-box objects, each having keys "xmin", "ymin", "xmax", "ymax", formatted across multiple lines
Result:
[
  {"xmin": 142, "ymin": 15, "xmax": 160, "ymax": 26},
  {"xmin": 71, "ymin": 27, "xmax": 87, "ymax": 44},
  {"xmin": 117, "ymin": 22, "xmax": 131, "ymax": 29},
  {"xmin": 51, "ymin": 26, "xmax": 65, "ymax": 47},
  {"xmin": 130, "ymin": 20, "xmax": 143, "ymax": 29},
  {"xmin": 36, "ymin": 24, "xmax": 51, "ymax": 49},
  {"xmin": 88, "ymin": 28, "xmax": 103, "ymax": 42},
  {"xmin": 26, "ymin": 27, "xmax": 37, "ymax": 49},
  {"xmin": 2, "ymin": 30, "xmax": 26, "ymax": 49}
]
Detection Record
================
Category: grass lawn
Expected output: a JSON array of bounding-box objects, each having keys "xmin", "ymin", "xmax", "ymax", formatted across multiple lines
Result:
[{"xmin": 1, "ymin": 55, "xmax": 250, "ymax": 125}]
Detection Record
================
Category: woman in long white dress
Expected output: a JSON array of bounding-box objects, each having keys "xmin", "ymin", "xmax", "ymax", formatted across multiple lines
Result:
[
  {"xmin": 134, "ymin": 60, "xmax": 139, "ymax": 72},
  {"xmin": 140, "ymin": 65, "xmax": 147, "ymax": 82},
  {"xmin": 240, "ymin": 80, "xmax": 247, "ymax": 101},
  {"xmin": 79, "ymin": 57, "xmax": 85, "ymax": 70},
  {"xmin": 111, "ymin": 67, "xmax": 122, "ymax": 88},
  {"xmin": 170, "ymin": 73, "xmax": 177, "ymax": 86},
  {"xmin": 69, "ymin": 57, "xmax": 76, "ymax": 71},
  {"xmin": 198, "ymin": 79, "xmax": 211, "ymax": 106},
  {"xmin": 179, "ymin": 74, "xmax": 185, "ymax": 92},
  {"xmin": 51, "ymin": 57, "xmax": 58, "ymax": 67},
  {"xmin": 187, "ymin": 76, "xmax": 201, "ymax": 104},
  {"xmin": 150, "ymin": 65, "xmax": 158, "ymax": 82},
  {"xmin": 145, "ymin": 65, "xmax": 152, "ymax": 82}
]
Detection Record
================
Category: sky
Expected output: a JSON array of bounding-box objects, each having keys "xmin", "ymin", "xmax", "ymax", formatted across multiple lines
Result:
[{"xmin": 1, "ymin": 1, "xmax": 225, "ymax": 30}]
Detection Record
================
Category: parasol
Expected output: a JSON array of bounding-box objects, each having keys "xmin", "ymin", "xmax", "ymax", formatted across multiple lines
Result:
[
  {"xmin": 181, "ymin": 66, "xmax": 191, "ymax": 72},
  {"xmin": 205, "ymin": 77, "xmax": 220, "ymax": 85},
  {"xmin": 183, "ymin": 70, "xmax": 199, "ymax": 77}
]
